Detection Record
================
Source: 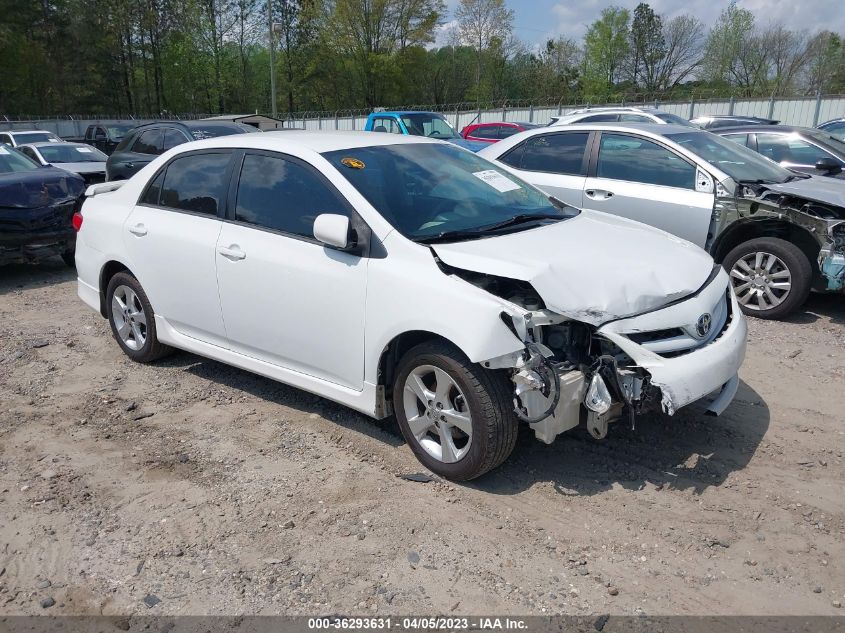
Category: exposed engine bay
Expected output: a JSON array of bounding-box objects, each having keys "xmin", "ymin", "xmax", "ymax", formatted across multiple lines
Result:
[{"xmin": 446, "ymin": 266, "xmax": 660, "ymax": 443}]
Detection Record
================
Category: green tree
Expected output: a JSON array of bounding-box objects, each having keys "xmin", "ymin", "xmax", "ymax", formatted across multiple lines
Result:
[
  {"xmin": 627, "ymin": 2, "xmax": 665, "ymax": 94},
  {"xmin": 582, "ymin": 6, "xmax": 630, "ymax": 99},
  {"xmin": 456, "ymin": 0, "xmax": 513, "ymax": 102}
]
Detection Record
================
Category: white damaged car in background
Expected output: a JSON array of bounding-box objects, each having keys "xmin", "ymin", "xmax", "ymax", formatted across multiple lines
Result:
[{"xmin": 74, "ymin": 132, "xmax": 746, "ymax": 480}]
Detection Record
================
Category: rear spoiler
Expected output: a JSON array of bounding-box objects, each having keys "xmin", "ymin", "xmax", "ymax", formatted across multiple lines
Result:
[{"xmin": 84, "ymin": 181, "xmax": 126, "ymax": 198}]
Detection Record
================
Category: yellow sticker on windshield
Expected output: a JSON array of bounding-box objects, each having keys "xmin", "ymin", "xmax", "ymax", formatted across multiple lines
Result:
[{"xmin": 341, "ymin": 157, "xmax": 365, "ymax": 169}]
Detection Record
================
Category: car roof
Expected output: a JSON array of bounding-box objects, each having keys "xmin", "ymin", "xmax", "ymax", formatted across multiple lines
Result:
[
  {"xmin": 819, "ymin": 118, "xmax": 845, "ymax": 126},
  {"xmin": 23, "ymin": 141, "xmax": 87, "ymax": 148},
  {"xmin": 552, "ymin": 122, "xmax": 694, "ymax": 135},
  {"xmin": 372, "ymin": 111, "xmax": 445, "ymax": 116},
  {"xmin": 168, "ymin": 130, "xmax": 447, "ymax": 154},
  {"xmin": 715, "ymin": 124, "xmax": 810, "ymax": 134},
  {"xmin": 7, "ymin": 130, "xmax": 57, "ymax": 135},
  {"xmin": 567, "ymin": 106, "xmax": 662, "ymax": 114},
  {"xmin": 693, "ymin": 115, "xmax": 775, "ymax": 121}
]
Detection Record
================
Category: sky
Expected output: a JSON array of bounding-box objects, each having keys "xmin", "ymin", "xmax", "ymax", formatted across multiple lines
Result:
[{"xmin": 435, "ymin": 0, "xmax": 845, "ymax": 48}]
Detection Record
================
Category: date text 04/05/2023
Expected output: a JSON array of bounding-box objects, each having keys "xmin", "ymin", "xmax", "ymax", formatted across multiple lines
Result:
[{"xmin": 307, "ymin": 617, "xmax": 528, "ymax": 630}]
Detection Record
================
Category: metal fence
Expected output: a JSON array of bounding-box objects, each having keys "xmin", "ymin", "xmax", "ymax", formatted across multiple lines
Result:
[{"xmin": 3, "ymin": 94, "xmax": 845, "ymax": 136}]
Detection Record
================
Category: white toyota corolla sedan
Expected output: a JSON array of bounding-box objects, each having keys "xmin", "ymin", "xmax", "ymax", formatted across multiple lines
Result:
[{"xmin": 74, "ymin": 131, "xmax": 747, "ymax": 480}]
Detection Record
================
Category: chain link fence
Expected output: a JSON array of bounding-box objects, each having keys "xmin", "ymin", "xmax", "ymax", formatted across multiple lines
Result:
[{"xmin": 3, "ymin": 94, "xmax": 845, "ymax": 136}]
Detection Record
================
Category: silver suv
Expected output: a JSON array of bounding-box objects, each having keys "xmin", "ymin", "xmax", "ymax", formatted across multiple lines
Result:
[
  {"xmin": 549, "ymin": 107, "xmax": 695, "ymax": 127},
  {"xmin": 479, "ymin": 123, "xmax": 845, "ymax": 319}
]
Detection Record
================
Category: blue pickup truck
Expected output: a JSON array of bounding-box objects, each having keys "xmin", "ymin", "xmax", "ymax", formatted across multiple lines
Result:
[{"xmin": 364, "ymin": 111, "xmax": 487, "ymax": 152}]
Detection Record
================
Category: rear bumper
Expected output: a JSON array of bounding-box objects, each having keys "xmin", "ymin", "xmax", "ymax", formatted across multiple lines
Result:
[{"xmin": 0, "ymin": 232, "xmax": 75, "ymax": 264}]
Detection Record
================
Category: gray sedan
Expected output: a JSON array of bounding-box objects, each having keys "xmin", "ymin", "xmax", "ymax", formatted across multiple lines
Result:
[
  {"xmin": 479, "ymin": 123, "xmax": 845, "ymax": 319},
  {"xmin": 17, "ymin": 142, "xmax": 108, "ymax": 184},
  {"xmin": 716, "ymin": 125, "xmax": 845, "ymax": 179}
]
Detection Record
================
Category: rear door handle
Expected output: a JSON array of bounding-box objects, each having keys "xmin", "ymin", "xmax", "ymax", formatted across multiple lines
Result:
[
  {"xmin": 125, "ymin": 162, "xmax": 135, "ymax": 169},
  {"xmin": 585, "ymin": 189, "xmax": 614, "ymax": 200},
  {"xmin": 218, "ymin": 245, "xmax": 246, "ymax": 261},
  {"xmin": 128, "ymin": 223, "xmax": 147, "ymax": 236}
]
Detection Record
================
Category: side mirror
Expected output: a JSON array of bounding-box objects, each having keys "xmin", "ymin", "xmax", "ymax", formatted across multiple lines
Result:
[
  {"xmin": 815, "ymin": 157, "xmax": 842, "ymax": 175},
  {"xmin": 313, "ymin": 214, "xmax": 353, "ymax": 250}
]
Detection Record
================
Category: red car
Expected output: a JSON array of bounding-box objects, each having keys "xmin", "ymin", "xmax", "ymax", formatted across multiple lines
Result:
[{"xmin": 461, "ymin": 121, "xmax": 540, "ymax": 143}]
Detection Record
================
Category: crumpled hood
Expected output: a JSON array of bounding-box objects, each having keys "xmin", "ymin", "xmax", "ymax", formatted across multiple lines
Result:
[
  {"xmin": 432, "ymin": 210, "xmax": 715, "ymax": 325},
  {"xmin": 767, "ymin": 176, "xmax": 845, "ymax": 214},
  {"xmin": 0, "ymin": 167, "xmax": 85, "ymax": 209}
]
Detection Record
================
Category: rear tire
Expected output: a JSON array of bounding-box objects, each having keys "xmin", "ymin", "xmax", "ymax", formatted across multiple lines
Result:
[
  {"xmin": 392, "ymin": 341, "xmax": 518, "ymax": 481},
  {"xmin": 105, "ymin": 272, "xmax": 173, "ymax": 363},
  {"xmin": 723, "ymin": 237, "xmax": 811, "ymax": 320}
]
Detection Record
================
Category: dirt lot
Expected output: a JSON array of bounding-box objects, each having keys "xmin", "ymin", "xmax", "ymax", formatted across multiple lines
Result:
[{"xmin": 0, "ymin": 260, "xmax": 844, "ymax": 617}]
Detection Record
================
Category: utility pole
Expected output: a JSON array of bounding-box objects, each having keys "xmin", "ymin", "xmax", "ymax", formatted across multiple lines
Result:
[{"xmin": 268, "ymin": 0, "xmax": 277, "ymax": 118}]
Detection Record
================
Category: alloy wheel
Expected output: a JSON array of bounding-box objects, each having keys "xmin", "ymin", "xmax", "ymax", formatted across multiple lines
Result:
[
  {"xmin": 111, "ymin": 285, "xmax": 147, "ymax": 350},
  {"xmin": 402, "ymin": 365, "xmax": 472, "ymax": 464},
  {"xmin": 729, "ymin": 251, "xmax": 792, "ymax": 312}
]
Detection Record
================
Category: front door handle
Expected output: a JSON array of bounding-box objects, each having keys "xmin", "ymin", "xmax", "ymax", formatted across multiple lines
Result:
[
  {"xmin": 125, "ymin": 162, "xmax": 135, "ymax": 170},
  {"xmin": 585, "ymin": 189, "xmax": 614, "ymax": 200},
  {"xmin": 128, "ymin": 223, "xmax": 147, "ymax": 236},
  {"xmin": 218, "ymin": 245, "xmax": 246, "ymax": 261}
]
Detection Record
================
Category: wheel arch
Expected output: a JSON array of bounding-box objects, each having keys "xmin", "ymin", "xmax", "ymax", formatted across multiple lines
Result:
[
  {"xmin": 376, "ymin": 331, "xmax": 460, "ymax": 395},
  {"xmin": 98, "ymin": 260, "xmax": 134, "ymax": 317},
  {"xmin": 711, "ymin": 219, "xmax": 820, "ymax": 281}
]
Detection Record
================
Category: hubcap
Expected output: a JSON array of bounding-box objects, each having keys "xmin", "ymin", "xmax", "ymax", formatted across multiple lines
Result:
[
  {"xmin": 402, "ymin": 365, "xmax": 472, "ymax": 464},
  {"xmin": 729, "ymin": 251, "xmax": 792, "ymax": 311},
  {"xmin": 111, "ymin": 285, "xmax": 147, "ymax": 350}
]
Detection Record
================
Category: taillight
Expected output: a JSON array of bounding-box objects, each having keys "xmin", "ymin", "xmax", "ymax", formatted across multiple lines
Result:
[{"xmin": 72, "ymin": 212, "xmax": 83, "ymax": 231}]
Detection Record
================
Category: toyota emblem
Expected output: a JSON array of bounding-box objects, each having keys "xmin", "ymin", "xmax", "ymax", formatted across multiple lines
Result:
[{"xmin": 696, "ymin": 313, "xmax": 713, "ymax": 338}]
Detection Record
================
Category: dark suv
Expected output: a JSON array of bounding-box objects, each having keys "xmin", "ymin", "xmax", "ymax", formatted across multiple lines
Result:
[
  {"xmin": 84, "ymin": 123, "xmax": 136, "ymax": 155},
  {"xmin": 106, "ymin": 120, "xmax": 255, "ymax": 181}
]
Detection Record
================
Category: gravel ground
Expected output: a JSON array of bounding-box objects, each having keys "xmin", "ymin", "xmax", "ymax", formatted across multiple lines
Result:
[{"xmin": 0, "ymin": 260, "xmax": 843, "ymax": 617}]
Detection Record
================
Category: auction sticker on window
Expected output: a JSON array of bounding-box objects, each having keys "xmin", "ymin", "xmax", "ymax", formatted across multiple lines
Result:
[
  {"xmin": 473, "ymin": 170, "xmax": 520, "ymax": 193},
  {"xmin": 76, "ymin": 147, "xmax": 93, "ymax": 153}
]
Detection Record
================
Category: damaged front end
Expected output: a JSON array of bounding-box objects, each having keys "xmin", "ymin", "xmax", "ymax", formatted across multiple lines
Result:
[
  {"xmin": 483, "ymin": 307, "xmax": 654, "ymax": 443},
  {"xmin": 711, "ymin": 180, "xmax": 845, "ymax": 292},
  {"xmin": 453, "ymin": 265, "xmax": 746, "ymax": 445}
]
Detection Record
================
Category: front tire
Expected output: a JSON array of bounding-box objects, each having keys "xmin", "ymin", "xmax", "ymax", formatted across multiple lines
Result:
[
  {"xmin": 105, "ymin": 272, "xmax": 173, "ymax": 363},
  {"xmin": 392, "ymin": 341, "xmax": 518, "ymax": 481},
  {"xmin": 723, "ymin": 237, "xmax": 812, "ymax": 320}
]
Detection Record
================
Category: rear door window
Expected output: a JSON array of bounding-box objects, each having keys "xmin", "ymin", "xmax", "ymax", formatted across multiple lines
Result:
[
  {"xmin": 469, "ymin": 126, "xmax": 500, "ymax": 140},
  {"xmin": 579, "ymin": 113, "xmax": 620, "ymax": 122},
  {"xmin": 159, "ymin": 152, "xmax": 232, "ymax": 215},
  {"xmin": 371, "ymin": 118, "xmax": 402, "ymax": 134},
  {"xmin": 619, "ymin": 114, "xmax": 652, "ymax": 123},
  {"xmin": 132, "ymin": 129, "xmax": 163, "ymax": 155},
  {"xmin": 162, "ymin": 129, "xmax": 188, "ymax": 151},
  {"xmin": 597, "ymin": 133, "xmax": 696, "ymax": 189},
  {"xmin": 502, "ymin": 133, "xmax": 589, "ymax": 176}
]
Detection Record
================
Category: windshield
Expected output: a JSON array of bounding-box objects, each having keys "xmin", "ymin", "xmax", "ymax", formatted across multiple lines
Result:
[
  {"xmin": 0, "ymin": 146, "xmax": 39, "ymax": 173},
  {"xmin": 14, "ymin": 132, "xmax": 59, "ymax": 144},
  {"xmin": 399, "ymin": 113, "xmax": 460, "ymax": 140},
  {"xmin": 323, "ymin": 143, "xmax": 578, "ymax": 242},
  {"xmin": 806, "ymin": 130, "xmax": 845, "ymax": 155},
  {"xmin": 37, "ymin": 144, "xmax": 107, "ymax": 163},
  {"xmin": 107, "ymin": 125, "xmax": 133, "ymax": 139},
  {"xmin": 656, "ymin": 112, "xmax": 696, "ymax": 127},
  {"xmin": 666, "ymin": 131, "xmax": 794, "ymax": 183}
]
